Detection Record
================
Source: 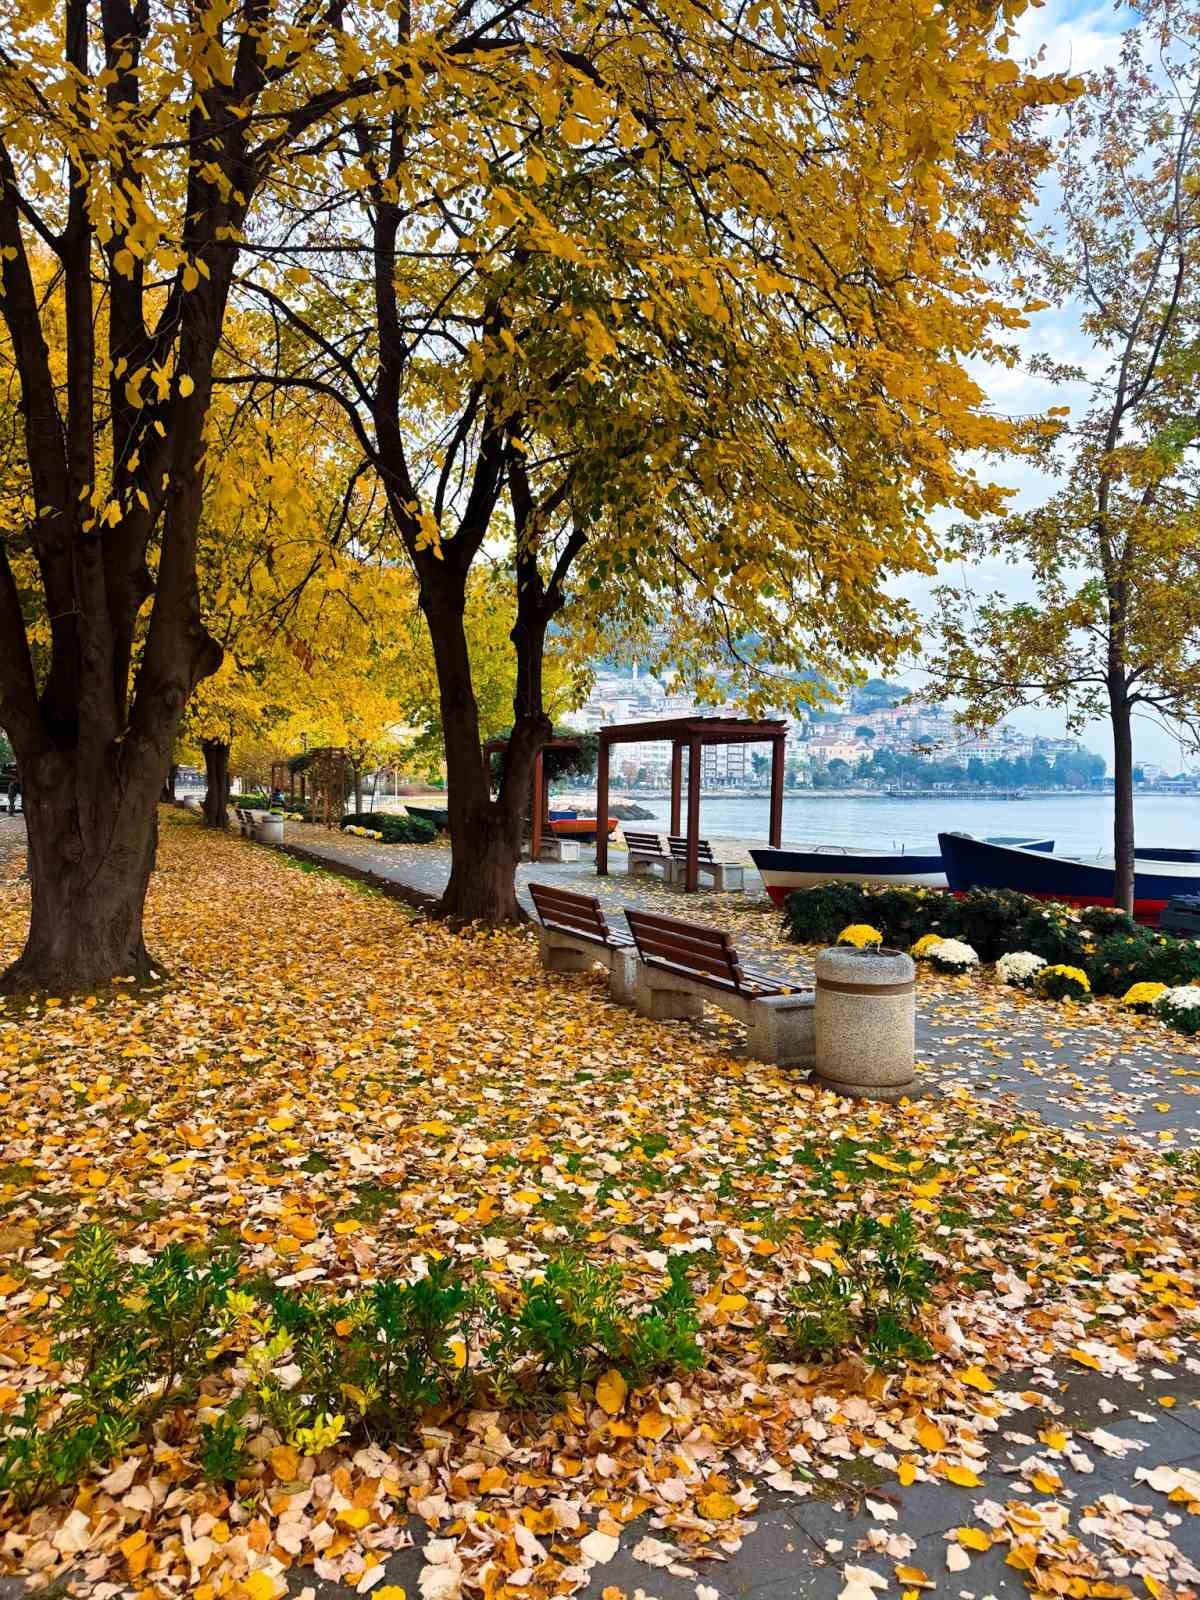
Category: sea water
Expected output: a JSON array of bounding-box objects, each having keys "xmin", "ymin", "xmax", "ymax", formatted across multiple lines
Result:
[{"xmin": 572, "ymin": 792, "xmax": 1199, "ymax": 857}]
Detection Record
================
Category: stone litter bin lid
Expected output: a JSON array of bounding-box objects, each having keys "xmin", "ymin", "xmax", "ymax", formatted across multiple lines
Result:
[{"xmin": 814, "ymin": 946, "xmax": 915, "ymax": 991}]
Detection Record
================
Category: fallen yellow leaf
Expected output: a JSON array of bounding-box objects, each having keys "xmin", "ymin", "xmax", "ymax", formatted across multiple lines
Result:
[{"xmin": 595, "ymin": 1368, "xmax": 628, "ymax": 1416}]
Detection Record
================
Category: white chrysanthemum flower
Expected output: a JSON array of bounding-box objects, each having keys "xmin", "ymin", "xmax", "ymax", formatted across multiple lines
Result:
[
  {"xmin": 927, "ymin": 938, "xmax": 979, "ymax": 972},
  {"xmin": 1156, "ymin": 985, "xmax": 1200, "ymax": 1010},
  {"xmin": 996, "ymin": 951, "xmax": 1046, "ymax": 987}
]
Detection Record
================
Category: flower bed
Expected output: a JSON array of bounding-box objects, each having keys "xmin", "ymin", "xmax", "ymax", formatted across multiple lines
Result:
[{"xmin": 783, "ymin": 883, "xmax": 1200, "ymax": 1037}]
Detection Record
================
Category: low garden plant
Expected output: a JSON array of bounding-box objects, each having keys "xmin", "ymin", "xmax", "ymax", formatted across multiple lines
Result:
[
  {"xmin": 925, "ymin": 938, "xmax": 978, "ymax": 974},
  {"xmin": 0, "ymin": 1229, "xmax": 703, "ymax": 1511},
  {"xmin": 1154, "ymin": 986, "xmax": 1200, "ymax": 1034},
  {"xmin": 0, "ymin": 1226, "xmax": 240, "ymax": 1508},
  {"xmin": 996, "ymin": 950, "xmax": 1046, "ymax": 988},
  {"xmin": 781, "ymin": 1212, "xmax": 936, "ymax": 1370}
]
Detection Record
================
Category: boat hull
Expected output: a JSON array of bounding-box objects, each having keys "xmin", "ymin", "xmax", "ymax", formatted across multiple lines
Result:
[
  {"xmin": 404, "ymin": 804, "xmax": 449, "ymax": 831},
  {"xmin": 938, "ymin": 832, "xmax": 1200, "ymax": 922},
  {"xmin": 750, "ymin": 848, "xmax": 948, "ymax": 903},
  {"xmin": 550, "ymin": 817, "xmax": 619, "ymax": 841}
]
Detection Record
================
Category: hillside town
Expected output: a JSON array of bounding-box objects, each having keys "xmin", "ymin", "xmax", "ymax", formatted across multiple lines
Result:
[{"xmin": 573, "ymin": 666, "xmax": 1193, "ymax": 792}]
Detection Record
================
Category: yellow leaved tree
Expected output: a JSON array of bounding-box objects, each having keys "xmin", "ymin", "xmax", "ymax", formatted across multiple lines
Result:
[{"xmin": 241, "ymin": 0, "xmax": 1078, "ymax": 922}]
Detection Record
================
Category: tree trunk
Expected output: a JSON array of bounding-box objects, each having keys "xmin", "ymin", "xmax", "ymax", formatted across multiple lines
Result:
[
  {"xmin": 160, "ymin": 762, "xmax": 178, "ymax": 803},
  {"xmin": 1109, "ymin": 686, "xmax": 1136, "ymax": 915},
  {"xmin": 2, "ymin": 752, "xmax": 160, "ymax": 992},
  {"xmin": 421, "ymin": 582, "xmax": 542, "ymax": 925},
  {"xmin": 202, "ymin": 739, "xmax": 230, "ymax": 829}
]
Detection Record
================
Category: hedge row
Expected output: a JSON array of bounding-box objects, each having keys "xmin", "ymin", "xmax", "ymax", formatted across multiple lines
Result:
[
  {"xmin": 340, "ymin": 810, "xmax": 436, "ymax": 844},
  {"xmin": 782, "ymin": 883, "xmax": 1200, "ymax": 995}
]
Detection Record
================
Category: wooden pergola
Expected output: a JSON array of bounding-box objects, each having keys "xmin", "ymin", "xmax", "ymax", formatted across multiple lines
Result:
[
  {"xmin": 596, "ymin": 715, "xmax": 787, "ymax": 891},
  {"xmin": 483, "ymin": 734, "xmax": 581, "ymax": 861}
]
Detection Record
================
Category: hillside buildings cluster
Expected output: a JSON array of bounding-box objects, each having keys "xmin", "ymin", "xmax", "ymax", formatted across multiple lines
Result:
[{"xmin": 571, "ymin": 666, "xmax": 1116, "ymax": 790}]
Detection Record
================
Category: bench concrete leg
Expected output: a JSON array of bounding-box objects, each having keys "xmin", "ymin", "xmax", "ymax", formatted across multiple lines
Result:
[
  {"xmin": 608, "ymin": 948, "xmax": 638, "ymax": 1006},
  {"xmin": 745, "ymin": 1000, "xmax": 815, "ymax": 1068},
  {"xmin": 537, "ymin": 930, "xmax": 595, "ymax": 974},
  {"xmin": 634, "ymin": 972, "xmax": 704, "ymax": 1020}
]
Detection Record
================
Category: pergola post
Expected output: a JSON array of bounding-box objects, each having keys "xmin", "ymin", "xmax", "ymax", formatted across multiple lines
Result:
[
  {"xmin": 596, "ymin": 735, "xmax": 610, "ymax": 876},
  {"xmin": 670, "ymin": 742, "xmax": 683, "ymax": 837},
  {"xmin": 531, "ymin": 748, "xmax": 545, "ymax": 862},
  {"xmin": 769, "ymin": 735, "xmax": 785, "ymax": 848},
  {"xmin": 685, "ymin": 736, "xmax": 701, "ymax": 891}
]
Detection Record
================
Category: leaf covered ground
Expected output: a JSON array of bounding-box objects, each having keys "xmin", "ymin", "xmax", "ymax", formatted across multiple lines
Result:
[{"xmin": 0, "ymin": 815, "xmax": 1197, "ymax": 1599}]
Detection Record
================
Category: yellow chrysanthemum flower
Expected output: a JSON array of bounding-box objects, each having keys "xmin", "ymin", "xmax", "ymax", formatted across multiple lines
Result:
[
  {"xmin": 837, "ymin": 924, "xmax": 883, "ymax": 949},
  {"xmin": 1121, "ymin": 981, "xmax": 1167, "ymax": 1009}
]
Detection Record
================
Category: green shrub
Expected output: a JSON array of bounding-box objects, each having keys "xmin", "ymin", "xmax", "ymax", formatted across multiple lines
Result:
[
  {"xmin": 0, "ymin": 1234, "xmax": 704, "ymax": 1509},
  {"xmin": 340, "ymin": 811, "xmax": 436, "ymax": 844},
  {"xmin": 782, "ymin": 882, "xmax": 870, "ymax": 943},
  {"xmin": 865, "ymin": 886, "xmax": 958, "ymax": 946},
  {"xmin": 261, "ymin": 1260, "xmax": 476, "ymax": 1444},
  {"xmin": 1017, "ymin": 902, "xmax": 1088, "ymax": 966},
  {"xmin": 0, "ymin": 1227, "xmax": 239, "ymax": 1508},
  {"xmin": 198, "ymin": 1406, "xmax": 250, "ymax": 1484},
  {"xmin": 952, "ymin": 889, "xmax": 1033, "ymax": 963},
  {"xmin": 1155, "ymin": 987, "xmax": 1200, "ymax": 1034},
  {"xmin": 1087, "ymin": 931, "xmax": 1158, "ymax": 995},
  {"xmin": 1146, "ymin": 937, "xmax": 1200, "ymax": 988},
  {"xmin": 783, "ymin": 1213, "xmax": 935, "ymax": 1369},
  {"xmin": 1080, "ymin": 905, "xmax": 1141, "ymax": 940},
  {"xmin": 506, "ymin": 1255, "xmax": 702, "ymax": 1393}
]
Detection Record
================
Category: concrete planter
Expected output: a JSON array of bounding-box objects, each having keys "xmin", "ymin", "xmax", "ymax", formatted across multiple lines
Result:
[{"xmin": 814, "ymin": 945, "xmax": 916, "ymax": 1101}]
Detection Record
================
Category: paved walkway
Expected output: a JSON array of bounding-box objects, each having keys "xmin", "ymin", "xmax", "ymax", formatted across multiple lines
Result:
[{"xmin": 280, "ymin": 823, "xmax": 1200, "ymax": 1150}]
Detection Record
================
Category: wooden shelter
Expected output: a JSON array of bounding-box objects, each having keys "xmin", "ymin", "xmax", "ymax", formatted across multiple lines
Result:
[
  {"xmin": 483, "ymin": 734, "xmax": 582, "ymax": 860},
  {"xmin": 278, "ymin": 747, "xmax": 352, "ymax": 825},
  {"xmin": 596, "ymin": 716, "xmax": 787, "ymax": 891}
]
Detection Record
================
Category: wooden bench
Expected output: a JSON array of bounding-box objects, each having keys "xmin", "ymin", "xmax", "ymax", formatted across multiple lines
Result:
[
  {"xmin": 623, "ymin": 906, "xmax": 813, "ymax": 1066},
  {"xmin": 667, "ymin": 836, "xmax": 745, "ymax": 892},
  {"xmin": 529, "ymin": 883, "xmax": 637, "ymax": 1004},
  {"xmin": 621, "ymin": 830, "xmax": 672, "ymax": 880}
]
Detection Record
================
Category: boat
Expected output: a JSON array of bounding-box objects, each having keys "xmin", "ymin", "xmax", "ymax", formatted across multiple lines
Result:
[
  {"xmin": 548, "ymin": 809, "xmax": 578, "ymax": 821},
  {"xmin": 549, "ymin": 816, "xmax": 619, "ymax": 843},
  {"xmin": 749, "ymin": 837, "xmax": 1054, "ymax": 904},
  {"xmin": 938, "ymin": 832, "xmax": 1200, "ymax": 922},
  {"xmin": 404, "ymin": 804, "xmax": 449, "ymax": 831}
]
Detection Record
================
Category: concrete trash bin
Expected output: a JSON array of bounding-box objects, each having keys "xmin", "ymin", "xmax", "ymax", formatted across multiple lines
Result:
[
  {"xmin": 256, "ymin": 813, "xmax": 284, "ymax": 845},
  {"xmin": 814, "ymin": 945, "xmax": 916, "ymax": 1101}
]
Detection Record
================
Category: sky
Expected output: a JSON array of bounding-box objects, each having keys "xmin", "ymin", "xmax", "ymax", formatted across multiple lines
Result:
[{"xmin": 894, "ymin": 0, "xmax": 1198, "ymax": 772}]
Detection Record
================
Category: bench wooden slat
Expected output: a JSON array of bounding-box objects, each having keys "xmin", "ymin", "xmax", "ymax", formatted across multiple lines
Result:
[
  {"xmin": 633, "ymin": 941, "xmax": 744, "ymax": 984},
  {"xmin": 625, "ymin": 905, "xmax": 785, "ymax": 997},
  {"xmin": 623, "ymin": 832, "xmax": 665, "ymax": 853},
  {"xmin": 530, "ymin": 883, "xmax": 632, "ymax": 949},
  {"xmin": 668, "ymin": 835, "xmax": 716, "ymax": 862},
  {"xmin": 623, "ymin": 920, "xmax": 736, "ymax": 965}
]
